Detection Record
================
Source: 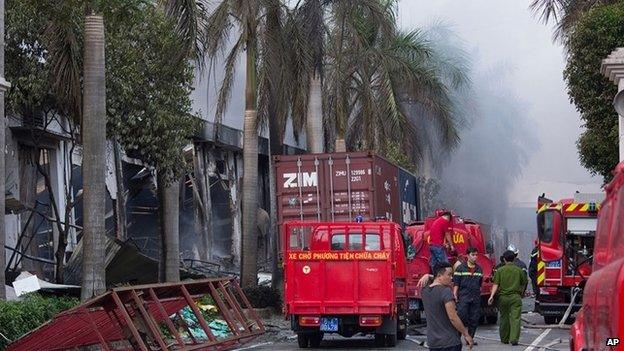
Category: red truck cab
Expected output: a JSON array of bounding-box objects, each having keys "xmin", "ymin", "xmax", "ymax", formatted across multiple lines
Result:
[
  {"xmin": 571, "ymin": 163, "xmax": 624, "ymax": 351},
  {"xmin": 404, "ymin": 211, "xmax": 497, "ymax": 323},
  {"xmin": 283, "ymin": 221, "xmax": 408, "ymax": 348},
  {"xmin": 536, "ymin": 193, "xmax": 602, "ymax": 324}
]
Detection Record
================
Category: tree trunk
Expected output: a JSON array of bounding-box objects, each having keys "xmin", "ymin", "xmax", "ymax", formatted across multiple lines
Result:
[
  {"xmin": 158, "ymin": 174, "xmax": 180, "ymax": 282},
  {"xmin": 306, "ymin": 72, "xmax": 324, "ymax": 153},
  {"xmin": 241, "ymin": 110, "xmax": 258, "ymax": 288},
  {"xmin": 81, "ymin": 15, "xmax": 107, "ymax": 301},
  {"xmin": 335, "ymin": 138, "xmax": 346, "ymax": 152}
]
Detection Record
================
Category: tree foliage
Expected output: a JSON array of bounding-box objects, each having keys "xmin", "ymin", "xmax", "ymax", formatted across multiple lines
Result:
[
  {"xmin": 563, "ymin": 2, "xmax": 622, "ymax": 181},
  {"xmin": 5, "ymin": 0, "xmax": 199, "ymax": 183}
]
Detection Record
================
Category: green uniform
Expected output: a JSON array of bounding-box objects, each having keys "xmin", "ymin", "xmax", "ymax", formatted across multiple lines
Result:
[{"xmin": 493, "ymin": 263, "xmax": 528, "ymax": 344}]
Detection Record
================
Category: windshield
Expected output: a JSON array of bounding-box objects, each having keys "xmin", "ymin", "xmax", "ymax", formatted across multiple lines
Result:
[
  {"xmin": 567, "ymin": 217, "xmax": 597, "ymax": 235},
  {"xmin": 537, "ymin": 211, "xmax": 554, "ymax": 243}
]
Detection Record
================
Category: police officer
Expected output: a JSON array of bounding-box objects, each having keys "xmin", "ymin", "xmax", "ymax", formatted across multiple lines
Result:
[
  {"xmin": 488, "ymin": 250, "xmax": 528, "ymax": 346},
  {"xmin": 453, "ymin": 247, "xmax": 483, "ymax": 342}
]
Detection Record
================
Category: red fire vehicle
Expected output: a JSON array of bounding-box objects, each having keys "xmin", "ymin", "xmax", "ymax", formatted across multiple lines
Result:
[
  {"xmin": 570, "ymin": 164, "xmax": 624, "ymax": 351},
  {"xmin": 535, "ymin": 193, "xmax": 602, "ymax": 324},
  {"xmin": 404, "ymin": 210, "xmax": 498, "ymax": 323},
  {"xmin": 282, "ymin": 221, "xmax": 409, "ymax": 348}
]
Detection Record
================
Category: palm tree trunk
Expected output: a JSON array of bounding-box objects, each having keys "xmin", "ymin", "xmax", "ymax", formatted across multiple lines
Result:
[
  {"xmin": 0, "ymin": 0, "xmax": 5, "ymax": 301},
  {"xmin": 306, "ymin": 72, "xmax": 324, "ymax": 153},
  {"xmin": 158, "ymin": 174, "xmax": 180, "ymax": 282},
  {"xmin": 81, "ymin": 14, "xmax": 107, "ymax": 301},
  {"xmin": 241, "ymin": 38, "xmax": 259, "ymax": 288}
]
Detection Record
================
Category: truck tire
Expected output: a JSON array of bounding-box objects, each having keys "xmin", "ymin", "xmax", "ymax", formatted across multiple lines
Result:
[
  {"xmin": 374, "ymin": 333, "xmax": 385, "ymax": 347},
  {"xmin": 309, "ymin": 332, "xmax": 323, "ymax": 348},
  {"xmin": 544, "ymin": 316, "xmax": 558, "ymax": 325},
  {"xmin": 386, "ymin": 332, "xmax": 398, "ymax": 347},
  {"xmin": 297, "ymin": 333, "xmax": 309, "ymax": 348},
  {"xmin": 486, "ymin": 314, "xmax": 498, "ymax": 324}
]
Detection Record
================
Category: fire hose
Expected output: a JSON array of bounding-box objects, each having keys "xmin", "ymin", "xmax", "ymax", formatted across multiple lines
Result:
[{"xmin": 557, "ymin": 286, "xmax": 581, "ymax": 326}]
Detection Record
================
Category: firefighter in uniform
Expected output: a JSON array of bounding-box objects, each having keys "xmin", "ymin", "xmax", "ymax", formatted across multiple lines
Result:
[
  {"xmin": 453, "ymin": 247, "xmax": 483, "ymax": 342},
  {"xmin": 488, "ymin": 250, "xmax": 528, "ymax": 346},
  {"xmin": 529, "ymin": 241, "xmax": 539, "ymax": 303}
]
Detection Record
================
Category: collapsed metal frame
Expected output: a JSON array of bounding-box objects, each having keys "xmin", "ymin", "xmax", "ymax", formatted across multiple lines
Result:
[{"xmin": 7, "ymin": 278, "xmax": 265, "ymax": 351}]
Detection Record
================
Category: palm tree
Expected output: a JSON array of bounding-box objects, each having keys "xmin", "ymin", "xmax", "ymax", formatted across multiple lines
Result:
[
  {"xmin": 81, "ymin": 13, "xmax": 107, "ymax": 300},
  {"xmin": 324, "ymin": 3, "xmax": 466, "ymax": 160},
  {"xmin": 530, "ymin": 0, "xmax": 616, "ymax": 42},
  {"xmin": 158, "ymin": 175, "xmax": 180, "ymax": 282},
  {"xmin": 205, "ymin": 0, "xmax": 268, "ymax": 287}
]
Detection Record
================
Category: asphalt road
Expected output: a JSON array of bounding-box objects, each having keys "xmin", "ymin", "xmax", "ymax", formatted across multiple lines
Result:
[{"xmin": 237, "ymin": 298, "xmax": 571, "ymax": 351}]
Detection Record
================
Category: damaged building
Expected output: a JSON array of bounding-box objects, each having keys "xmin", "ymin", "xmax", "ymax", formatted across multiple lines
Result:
[{"xmin": 3, "ymin": 64, "xmax": 306, "ymax": 290}]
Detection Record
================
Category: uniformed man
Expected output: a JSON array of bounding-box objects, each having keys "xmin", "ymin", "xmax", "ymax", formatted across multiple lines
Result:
[
  {"xmin": 529, "ymin": 241, "xmax": 539, "ymax": 299},
  {"xmin": 488, "ymin": 250, "xmax": 528, "ymax": 346},
  {"xmin": 453, "ymin": 247, "xmax": 483, "ymax": 342},
  {"xmin": 508, "ymin": 244, "xmax": 528, "ymax": 276}
]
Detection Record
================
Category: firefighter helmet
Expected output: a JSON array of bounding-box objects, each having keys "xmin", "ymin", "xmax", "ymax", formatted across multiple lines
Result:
[{"xmin": 507, "ymin": 244, "xmax": 519, "ymax": 255}]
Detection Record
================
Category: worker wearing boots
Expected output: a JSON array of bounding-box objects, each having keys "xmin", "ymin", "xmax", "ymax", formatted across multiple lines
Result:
[
  {"xmin": 453, "ymin": 247, "xmax": 483, "ymax": 343},
  {"xmin": 488, "ymin": 250, "xmax": 528, "ymax": 346}
]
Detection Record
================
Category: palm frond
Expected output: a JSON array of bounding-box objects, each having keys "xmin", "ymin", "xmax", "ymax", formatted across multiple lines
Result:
[{"xmin": 214, "ymin": 35, "xmax": 244, "ymax": 126}]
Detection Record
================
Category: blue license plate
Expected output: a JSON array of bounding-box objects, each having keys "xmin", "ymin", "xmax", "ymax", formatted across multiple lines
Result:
[
  {"xmin": 320, "ymin": 317, "xmax": 339, "ymax": 332},
  {"xmin": 409, "ymin": 299, "xmax": 421, "ymax": 310},
  {"xmin": 546, "ymin": 260, "xmax": 562, "ymax": 268}
]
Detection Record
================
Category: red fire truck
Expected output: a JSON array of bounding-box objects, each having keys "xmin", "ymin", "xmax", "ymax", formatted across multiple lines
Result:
[
  {"xmin": 570, "ymin": 164, "xmax": 624, "ymax": 351},
  {"xmin": 535, "ymin": 193, "xmax": 603, "ymax": 324},
  {"xmin": 282, "ymin": 221, "xmax": 409, "ymax": 348},
  {"xmin": 404, "ymin": 210, "xmax": 498, "ymax": 323}
]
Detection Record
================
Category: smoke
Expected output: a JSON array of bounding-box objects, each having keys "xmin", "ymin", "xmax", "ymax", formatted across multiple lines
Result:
[
  {"xmin": 419, "ymin": 24, "xmax": 539, "ymax": 225},
  {"xmin": 438, "ymin": 62, "xmax": 539, "ymax": 224}
]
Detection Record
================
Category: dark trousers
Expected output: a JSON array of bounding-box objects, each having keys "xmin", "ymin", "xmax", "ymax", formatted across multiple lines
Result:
[
  {"xmin": 429, "ymin": 245, "xmax": 449, "ymax": 272},
  {"xmin": 430, "ymin": 344, "xmax": 462, "ymax": 351},
  {"xmin": 457, "ymin": 297, "xmax": 481, "ymax": 338}
]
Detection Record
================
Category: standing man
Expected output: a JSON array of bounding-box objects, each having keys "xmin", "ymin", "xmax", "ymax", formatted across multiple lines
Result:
[
  {"xmin": 488, "ymin": 250, "xmax": 528, "ymax": 346},
  {"xmin": 429, "ymin": 212, "xmax": 454, "ymax": 272},
  {"xmin": 529, "ymin": 241, "xmax": 539, "ymax": 297},
  {"xmin": 422, "ymin": 262, "xmax": 474, "ymax": 351},
  {"xmin": 453, "ymin": 247, "xmax": 483, "ymax": 342}
]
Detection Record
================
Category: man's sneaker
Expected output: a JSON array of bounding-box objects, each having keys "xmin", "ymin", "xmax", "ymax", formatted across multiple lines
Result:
[{"xmin": 511, "ymin": 341, "xmax": 518, "ymax": 346}]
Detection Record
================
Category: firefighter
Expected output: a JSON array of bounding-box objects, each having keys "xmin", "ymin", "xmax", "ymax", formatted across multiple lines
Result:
[
  {"xmin": 453, "ymin": 247, "xmax": 483, "ymax": 342},
  {"xmin": 429, "ymin": 212, "xmax": 454, "ymax": 272},
  {"xmin": 529, "ymin": 241, "xmax": 539, "ymax": 304},
  {"xmin": 488, "ymin": 250, "xmax": 528, "ymax": 346},
  {"xmin": 507, "ymin": 244, "xmax": 528, "ymax": 276}
]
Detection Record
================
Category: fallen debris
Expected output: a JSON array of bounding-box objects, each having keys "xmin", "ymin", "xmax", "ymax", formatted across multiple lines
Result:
[{"xmin": 6, "ymin": 278, "xmax": 265, "ymax": 351}]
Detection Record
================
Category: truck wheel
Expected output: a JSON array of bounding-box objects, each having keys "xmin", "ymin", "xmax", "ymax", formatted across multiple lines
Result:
[
  {"xmin": 486, "ymin": 314, "xmax": 498, "ymax": 324},
  {"xmin": 544, "ymin": 316, "xmax": 557, "ymax": 325},
  {"xmin": 386, "ymin": 332, "xmax": 398, "ymax": 347},
  {"xmin": 297, "ymin": 333, "xmax": 309, "ymax": 348},
  {"xmin": 374, "ymin": 333, "xmax": 385, "ymax": 347},
  {"xmin": 309, "ymin": 332, "xmax": 323, "ymax": 348}
]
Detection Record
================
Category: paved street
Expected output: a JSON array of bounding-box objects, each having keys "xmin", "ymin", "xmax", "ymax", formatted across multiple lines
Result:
[{"xmin": 238, "ymin": 299, "xmax": 570, "ymax": 351}]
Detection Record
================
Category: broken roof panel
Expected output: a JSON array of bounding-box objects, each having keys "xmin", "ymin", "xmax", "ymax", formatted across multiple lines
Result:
[{"xmin": 7, "ymin": 278, "xmax": 265, "ymax": 351}]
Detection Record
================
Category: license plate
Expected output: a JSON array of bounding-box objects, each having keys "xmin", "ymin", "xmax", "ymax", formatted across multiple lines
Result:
[
  {"xmin": 546, "ymin": 260, "xmax": 561, "ymax": 268},
  {"xmin": 320, "ymin": 317, "xmax": 339, "ymax": 332},
  {"xmin": 409, "ymin": 299, "xmax": 421, "ymax": 310}
]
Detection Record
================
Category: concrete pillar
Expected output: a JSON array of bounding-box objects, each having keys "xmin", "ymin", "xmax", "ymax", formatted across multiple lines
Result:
[{"xmin": 600, "ymin": 48, "xmax": 624, "ymax": 161}]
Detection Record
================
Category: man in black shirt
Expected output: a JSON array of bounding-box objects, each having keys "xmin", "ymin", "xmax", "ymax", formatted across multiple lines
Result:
[
  {"xmin": 453, "ymin": 247, "xmax": 483, "ymax": 341},
  {"xmin": 421, "ymin": 262, "xmax": 474, "ymax": 350}
]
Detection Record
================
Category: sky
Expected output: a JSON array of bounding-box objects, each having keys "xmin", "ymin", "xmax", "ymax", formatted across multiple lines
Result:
[{"xmin": 397, "ymin": 0, "xmax": 603, "ymax": 208}]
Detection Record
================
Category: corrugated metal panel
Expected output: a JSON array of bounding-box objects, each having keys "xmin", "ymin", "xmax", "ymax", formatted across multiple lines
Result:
[{"xmin": 275, "ymin": 152, "xmax": 406, "ymax": 225}]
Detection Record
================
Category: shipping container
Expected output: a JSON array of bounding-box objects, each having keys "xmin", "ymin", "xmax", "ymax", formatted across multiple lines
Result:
[{"xmin": 275, "ymin": 152, "xmax": 419, "ymax": 227}]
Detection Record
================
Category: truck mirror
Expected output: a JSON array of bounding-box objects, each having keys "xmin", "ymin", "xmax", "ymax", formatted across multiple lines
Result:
[{"xmin": 486, "ymin": 241, "xmax": 494, "ymax": 254}]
